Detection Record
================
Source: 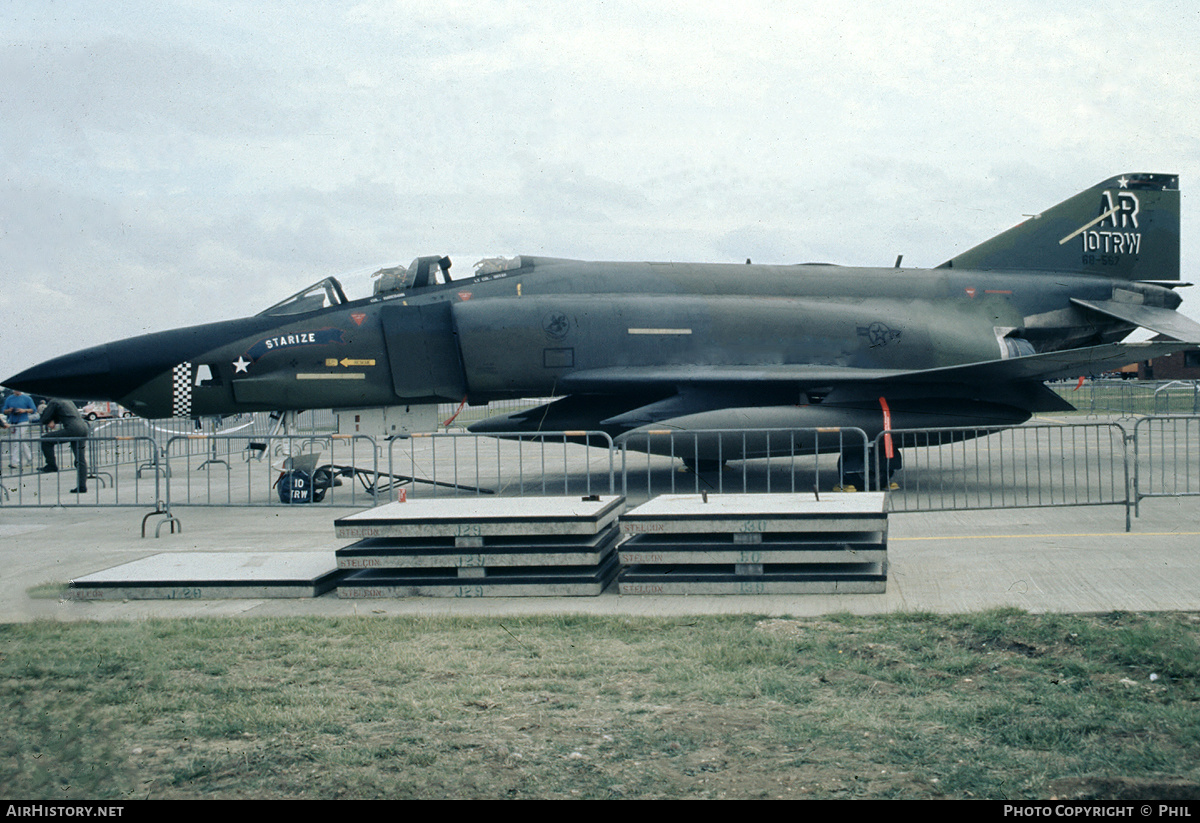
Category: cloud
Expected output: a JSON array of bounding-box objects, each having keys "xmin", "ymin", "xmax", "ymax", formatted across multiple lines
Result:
[{"xmin": 4, "ymin": 0, "xmax": 1200, "ymax": 380}]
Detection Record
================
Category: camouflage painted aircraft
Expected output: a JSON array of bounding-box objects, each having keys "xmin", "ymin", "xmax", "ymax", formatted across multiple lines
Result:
[{"xmin": 8, "ymin": 172, "xmax": 1199, "ymax": 484}]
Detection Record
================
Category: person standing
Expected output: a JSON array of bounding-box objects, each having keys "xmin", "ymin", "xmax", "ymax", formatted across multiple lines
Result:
[
  {"xmin": 38, "ymin": 397, "xmax": 89, "ymax": 493},
  {"xmin": 1, "ymin": 390, "xmax": 36, "ymax": 469}
]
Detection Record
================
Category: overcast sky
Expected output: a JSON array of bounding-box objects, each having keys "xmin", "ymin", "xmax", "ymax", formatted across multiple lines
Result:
[{"xmin": 4, "ymin": 0, "xmax": 1200, "ymax": 382}]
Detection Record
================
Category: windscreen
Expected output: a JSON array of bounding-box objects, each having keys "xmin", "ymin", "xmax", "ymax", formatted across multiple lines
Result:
[{"xmin": 257, "ymin": 277, "xmax": 347, "ymax": 317}]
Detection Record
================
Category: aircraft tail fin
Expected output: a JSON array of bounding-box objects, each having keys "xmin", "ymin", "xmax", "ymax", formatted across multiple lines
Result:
[{"xmin": 938, "ymin": 173, "xmax": 1179, "ymax": 281}]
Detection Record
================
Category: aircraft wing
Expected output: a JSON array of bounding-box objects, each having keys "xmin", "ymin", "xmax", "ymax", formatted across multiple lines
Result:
[
  {"xmin": 557, "ymin": 365, "xmax": 905, "ymax": 391},
  {"xmin": 559, "ymin": 341, "xmax": 1188, "ymax": 393}
]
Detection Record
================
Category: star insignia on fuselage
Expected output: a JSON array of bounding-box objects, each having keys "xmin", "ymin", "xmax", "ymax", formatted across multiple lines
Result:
[
  {"xmin": 857, "ymin": 321, "xmax": 902, "ymax": 348},
  {"xmin": 1118, "ymin": 176, "xmax": 1129, "ymax": 188},
  {"xmin": 233, "ymin": 356, "xmax": 250, "ymax": 373}
]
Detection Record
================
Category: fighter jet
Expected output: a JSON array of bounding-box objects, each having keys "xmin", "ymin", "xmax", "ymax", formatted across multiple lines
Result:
[{"xmin": 7, "ymin": 172, "xmax": 1199, "ymax": 485}]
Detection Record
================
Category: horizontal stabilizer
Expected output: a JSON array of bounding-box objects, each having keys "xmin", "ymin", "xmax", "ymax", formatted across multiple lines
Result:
[{"xmin": 1071, "ymin": 298, "xmax": 1200, "ymax": 343}]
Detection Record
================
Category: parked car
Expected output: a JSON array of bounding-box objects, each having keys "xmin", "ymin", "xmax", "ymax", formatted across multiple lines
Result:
[{"xmin": 80, "ymin": 401, "xmax": 134, "ymax": 420}]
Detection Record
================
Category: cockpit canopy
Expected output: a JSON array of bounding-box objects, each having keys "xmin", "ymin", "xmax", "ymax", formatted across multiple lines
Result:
[
  {"xmin": 257, "ymin": 277, "xmax": 347, "ymax": 317},
  {"xmin": 372, "ymin": 255, "xmax": 453, "ymax": 295},
  {"xmin": 369, "ymin": 255, "xmax": 529, "ymax": 296},
  {"xmin": 257, "ymin": 254, "xmax": 535, "ymax": 315}
]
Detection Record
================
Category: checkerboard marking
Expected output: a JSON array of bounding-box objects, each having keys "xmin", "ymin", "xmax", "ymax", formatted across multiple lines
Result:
[{"xmin": 172, "ymin": 362, "xmax": 192, "ymax": 418}]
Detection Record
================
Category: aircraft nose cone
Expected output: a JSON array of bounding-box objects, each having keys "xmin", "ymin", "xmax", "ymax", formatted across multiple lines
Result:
[
  {"xmin": 5, "ymin": 344, "xmax": 116, "ymax": 399},
  {"xmin": 5, "ymin": 315, "xmax": 281, "ymax": 409}
]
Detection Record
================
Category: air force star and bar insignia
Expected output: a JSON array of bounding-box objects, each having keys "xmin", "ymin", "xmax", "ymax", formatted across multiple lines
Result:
[{"xmin": 857, "ymin": 321, "xmax": 901, "ymax": 348}]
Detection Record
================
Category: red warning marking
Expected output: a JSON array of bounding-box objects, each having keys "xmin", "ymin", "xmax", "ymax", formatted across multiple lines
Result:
[
  {"xmin": 457, "ymin": 291, "xmax": 473, "ymax": 302},
  {"xmin": 350, "ymin": 312, "xmax": 366, "ymax": 326},
  {"xmin": 964, "ymin": 287, "xmax": 977, "ymax": 298},
  {"xmin": 442, "ymin": 396, "xmax": 468, "ymax": 428},
  {"xmin": 879, "ymin": 396, "xmax": 894, "ymax": 459}
]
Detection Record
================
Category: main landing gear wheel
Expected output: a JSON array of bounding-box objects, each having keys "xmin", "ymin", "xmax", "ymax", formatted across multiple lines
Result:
[{"xmin": 836, "ymin": 447, "xmax": 902, "ymax": 492}]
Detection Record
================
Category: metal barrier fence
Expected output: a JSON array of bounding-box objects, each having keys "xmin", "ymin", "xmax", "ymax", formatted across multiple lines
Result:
[
  {"xmin": 5, "ymin": 417, "xmax": 1200, "ymax": 536},
  {"xmin": 874, "ymin": 423, "xmax": 1133, "ymax": 527},
  {"xmin": 0, "ymin": 435, "xmax": 163, "ymax": 508},
  {"xmin": 1, "ymin": 424, "xmax": 40, "ymax": 476},
  {"xmin": 0, "ymin": 413, "xmax": 338, "ymax": 477},
  {"xmin": 1050, "ymin": 379, "xmax": 1200, "ymax": 416},
  {"xmin": 161, "ymin": 433, "xmax": 381, "ymax": 508},
  {"xmin": 385, "ymin": 431, "xmax": 616, "ymax": 499},
  {"xmin": 1133, "ymin": 415, "xmax": 1200, "ymax": 512},
  {"xmin": 616, "ymin": 427, "xmax": 870, "ymax": 500},
  {"xmin": 90, "ymin": 410, "xmax": 337, "ymax": 446}
]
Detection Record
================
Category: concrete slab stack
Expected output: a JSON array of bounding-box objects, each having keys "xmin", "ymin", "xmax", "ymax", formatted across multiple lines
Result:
[
  {"xmin": 332, "ymin": 495, "xmax": 625, "ymax": 597},
  {"xmin": 617, "ymin": 492, "xmax": 888, "ymax": 594},
  {"xmin": 68, "ymin": 552, "xmax": 342, "ymax": 600}
]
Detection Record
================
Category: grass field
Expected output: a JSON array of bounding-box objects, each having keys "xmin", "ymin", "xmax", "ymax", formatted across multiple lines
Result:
[{"xmin": 2, "ymin": 610, "xmax": 1198, "ymax": 800}]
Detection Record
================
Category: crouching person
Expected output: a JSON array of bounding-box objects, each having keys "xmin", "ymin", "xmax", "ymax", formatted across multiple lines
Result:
[{"xmin": 39, "ymin": 398, "xmax": 90, "ymax": 493}]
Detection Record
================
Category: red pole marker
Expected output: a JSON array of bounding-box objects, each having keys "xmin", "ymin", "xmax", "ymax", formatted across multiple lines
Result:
[{"xmin": 879, "ymin": 397, "xmax": 894, "ymax": 459}]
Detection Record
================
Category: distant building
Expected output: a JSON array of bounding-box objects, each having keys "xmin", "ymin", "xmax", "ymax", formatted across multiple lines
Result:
[{"xmin": 1137, "ymin": 337, "xmax": 1200, "ymax": 380}]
